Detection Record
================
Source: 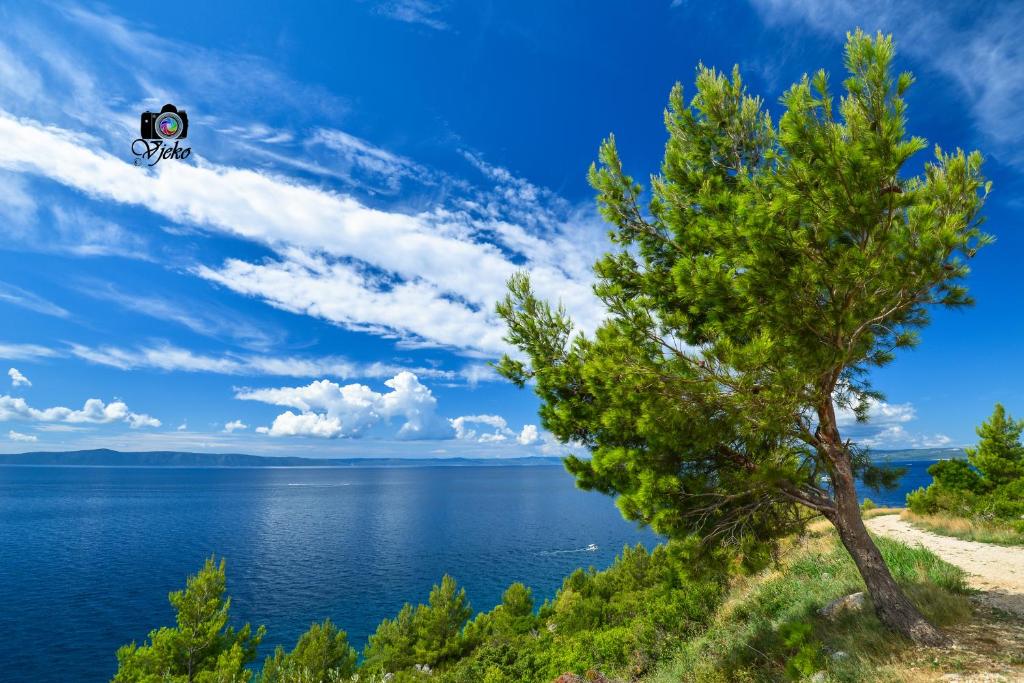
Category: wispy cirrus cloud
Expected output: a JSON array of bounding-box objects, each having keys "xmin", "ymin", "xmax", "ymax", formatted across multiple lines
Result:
[
  {"xmin": 0, "ymin": 280, "xmax": 69, "ymax": 318},
  {"xmin": 80, "ymin": 281, "xmax": 284, "ymax": 351},
  {"xmin": 0, "ymin": 4, "xmax": 608, "ymax": 362},
  {"xmin": 371, "ymin": 0, "xmax": 450, "ymax": 31},
  {"xmin": 0, "ymin": 112, "xmax": 604, "ymax": 355},
  {"xmin": 0, "ymin": 343, "xmax": 60, "ymax": 361},
  {"xmin": 65, "ymin": 341, "xmax": 492, "ymax": 384}
]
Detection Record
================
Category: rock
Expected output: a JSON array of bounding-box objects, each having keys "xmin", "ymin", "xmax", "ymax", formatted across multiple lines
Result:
[
  {"xmin": 819, "ymin": 591, "xmax": 866, "ymax": 619},
  {"xmin": 810, "ymin": 671, "xmax": 828, "ymax": 683},
  {"xmin": 830, "ymin": 650, "xmax": 849, "ymax": 661}
]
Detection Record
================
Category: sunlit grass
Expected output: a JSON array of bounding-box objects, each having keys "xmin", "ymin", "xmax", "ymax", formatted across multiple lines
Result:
[
  {"xmin": 644, "ymin": 531, "xmax": 972, "ymax": 683},
  {"xmin": 901, "ymin": 509, "xmax": 1024, "ymax": 546}
]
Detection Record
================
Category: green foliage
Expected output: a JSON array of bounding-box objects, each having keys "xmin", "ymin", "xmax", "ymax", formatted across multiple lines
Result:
[
  {"xmin": 112, "ymin": 556, "xmax": 265, "ymax": 683},
  {"xmin": 361, "ymin": 575, "xmax": 472, "ymax": 674},
  {"xmin": 113, "ymin": 535, "xmax": 974, "ymax": 683},
  {"xmin": 968, "ymin": 403, "xmax": 1024, "ymax": 488},
  {"xmin": 859, "ymin": 498, "xmax": 876, "ymax": 511},
  {"xmin": 258, "ymin": 619, "xmax": 356, "ymax": 683},
  {"xmin": 436, "ymin": 543, "xmax": 723, "ymax": 683},
  {"xmin": 908, "ymin": 404, "xmax": 1024, "ymax": 525},
  {"xmin": 361, "ymin": 604, "xmax": 419, "ymax": 675},
  {"xmin": 779, "ymin": 622, "xmax": 823, "ymax": 680},
  {"xmin": 496, "ymin": 30, "xmax": 989, "ymax": 569}
]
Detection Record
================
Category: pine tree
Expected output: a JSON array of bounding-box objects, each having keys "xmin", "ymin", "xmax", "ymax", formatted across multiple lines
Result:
[
  {"xmin": 259, "ymin": 619, "xmax": 357, "ymax": 683},
  {"xmin": 497, "ymin": 30, "xmax": 989, "ymax": 645},
  {"xmin": 112, "ymin": 556, "xmax": 265, "ymax": 683},
  {"xmin": 414, "ymin": 575, "xmax": 472, "ymax": 666},
  {"xmin": 967, "ymin": 403, "xmax": 1024, "ymax": 488}
]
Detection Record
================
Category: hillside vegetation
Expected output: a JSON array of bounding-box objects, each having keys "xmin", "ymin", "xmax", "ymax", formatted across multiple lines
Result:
[
  {"xmin": 108, "ymin": 526, "xmax": 1021, "ymax": 683},
  {"xmin": 907, "ymin": 404, "xmax": 1024, "ymax": 543}
]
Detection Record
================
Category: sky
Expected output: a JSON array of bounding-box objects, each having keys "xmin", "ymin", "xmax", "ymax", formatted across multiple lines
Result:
[{"xmin": 0, "ymin": 0, "xmax": 1022, "ymax": 457}]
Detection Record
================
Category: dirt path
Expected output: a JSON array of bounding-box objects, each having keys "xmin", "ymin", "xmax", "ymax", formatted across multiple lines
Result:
[{"xmin": 866, "ymin": 514, "xmax": 1024, "ymax": 618}]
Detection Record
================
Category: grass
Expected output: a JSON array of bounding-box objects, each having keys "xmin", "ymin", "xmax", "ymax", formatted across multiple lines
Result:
[
  {"xmin": 642, "ymin": 528, "xmax": 979, "ymax": 683},
  {"xmin": 901, "ymin": 509, "xmax": 1024, "ymax": 546}
]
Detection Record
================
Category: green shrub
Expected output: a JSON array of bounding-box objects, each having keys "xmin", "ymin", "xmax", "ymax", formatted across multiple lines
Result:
[{"xmin": 907, "ymin": 404, "xmax": 1024, "ymax": 530}]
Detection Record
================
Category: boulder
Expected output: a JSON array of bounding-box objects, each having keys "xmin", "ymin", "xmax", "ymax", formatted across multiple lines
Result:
[{"xmin": 818, "ymin": 591, "xmax": 866, "ymax": 619}]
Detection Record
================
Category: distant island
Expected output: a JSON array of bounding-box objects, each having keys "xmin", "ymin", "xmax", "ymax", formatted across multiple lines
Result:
[
  {"xmin": 0, "ymin": 448, "xmax": 565, "ymax": 468},
  {"xmin": 868, "ymin": 447, "xmax": 967, "ymax": 462},
  {"xmin": 0, "ymin": 447, "xmax": 964, "ymax": 467}
]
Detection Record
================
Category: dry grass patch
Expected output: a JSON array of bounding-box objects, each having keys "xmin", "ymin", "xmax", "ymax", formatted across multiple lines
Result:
[{"xmin": 901, "ymin": 510, "xmax": 1024, "ymax": 546}]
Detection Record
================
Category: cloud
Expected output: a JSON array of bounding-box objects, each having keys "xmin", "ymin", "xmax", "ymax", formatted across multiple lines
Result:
[
  {"xmin": 835, "ymin": 398, "xmax": 915, "ymax": 427},
  {"xmin": 256, "ymin": 411, "xmax": 343, "ymax": 438},
  {"xmin": 0, "ymin": 3, "xmax": 610, "ymax": 358},
  {"xmin": 749, "ymin": 0, "xmax": 1024, "ymax": 167},
  {"xmin": 239, "ymin": 371, "xmax": 451, "ymax": 439},
  {"xmin": 8, "ymin": 367, "xmax": 30, "ymax": 387},
  {"xmin": 0, "ymin": 111, "xmax": 604, "ymax": 355},
  {"xmin": 517, "ymin": 424, "xmax": 539, "ymax": 446},
  {"xmin": 0, "ymin": 395, "xmax": 160, "ymax": 428},
  {"xmin": 66, "ymin": 341, "xmax": 490, "ymax": 384},
  {"xmin": 833, "ymin": 397, "xmax": 952, "ymax": 449},
  {"xmin": 449, "ymin": 414, "xmax": 544, "ymax": 447},
  {"xmin": 308, "ymin": 128, "xmax": 429, "ymax": 191},
  {"xmin": 81, "ymin": 282, "xmax": 284, "ymax": 351},
  {"xmin": 8, "ymin": 429, "xmax": 37, "ymax": 442},
  {"xmin": 0, "ymin": 343, "xmax": 59, "ymax": 361},
  {"xmin": 176, "ymin": 421, "xmax": 187, "ymax": 431},
  {"xmin": 858, "ymin": 426, "xmax": 953, "ymax": 450},
  {"xmin": 223, "ymin": 419, "xmax": 247, "ymax": 433},
  {"xmin": 450, "ymin": 414, "xmax": 512, "ymax": 442},
  {"xmin": 372, "ymin": 0, "xmax": 449, "ymax": 30},
  {"xmin": 0, "ymin": 281, "xmax": 69, "ymax": 318}
]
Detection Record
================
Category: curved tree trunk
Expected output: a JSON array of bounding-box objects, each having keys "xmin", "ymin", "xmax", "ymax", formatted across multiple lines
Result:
[{"xmin": 828, "ymin": 453, "xmax": 948, "ymax": 646}]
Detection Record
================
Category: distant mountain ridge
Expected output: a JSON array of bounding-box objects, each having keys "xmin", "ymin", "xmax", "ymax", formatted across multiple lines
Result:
[
  {"xmin": 0, "ymin": 447, "xmax": 964, "ymax": 467},
  {"xmin": 869, "ymin": 447, "xmax": 967, "ymax": 462},
  {"xmin": 0, "ymin": 448, "xmax": 565, "ymax": 468}
]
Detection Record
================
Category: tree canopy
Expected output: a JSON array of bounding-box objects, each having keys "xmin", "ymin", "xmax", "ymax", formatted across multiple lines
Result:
[
  {"xmin": 497, "ymin": 30, "xmax": 989, "ymax": 644},
  {"xmin": 112, "ymin": 556, "xmax": 264, "ymax": 683}
]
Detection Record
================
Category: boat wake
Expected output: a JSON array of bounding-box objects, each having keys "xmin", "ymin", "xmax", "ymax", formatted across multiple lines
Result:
[{"xmin": 539, "ymin": 543, "xmax": 598, "ymax": 556}]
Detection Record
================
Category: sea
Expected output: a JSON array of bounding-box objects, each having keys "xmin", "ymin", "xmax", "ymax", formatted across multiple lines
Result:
[{"xmin": 0, "ymin": 459, "xmax": 938, "ymax": 682}]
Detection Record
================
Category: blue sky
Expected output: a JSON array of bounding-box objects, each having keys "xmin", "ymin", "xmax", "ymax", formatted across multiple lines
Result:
[{"xmin": 0, "ymin": 0, "xmax": 1022, "ymax": 456}]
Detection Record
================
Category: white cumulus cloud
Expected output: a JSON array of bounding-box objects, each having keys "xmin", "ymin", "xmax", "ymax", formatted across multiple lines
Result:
[
  {"xmin": 8, "ymin": 367, "xmax": 30, "ymax": 387},
  {"xmin": 240, "ymin": 371, "xmax": 451, "ymax": 440},
  {"xmin": 256, "ymin": 411, "xmax": 343, "ymax": 439},
  {"xmin": 0, "ymin": 395, "xmax": 160, "ymax": 428},
  {"xmin": 517, "ymin": 424, "xmax": 540, "ymax": 446},
  {"xmin": 223, "ymin": 419, "xmax": 247, "ymax": 433}
]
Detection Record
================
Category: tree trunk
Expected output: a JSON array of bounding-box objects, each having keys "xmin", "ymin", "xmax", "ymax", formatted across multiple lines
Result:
[{"xmin": 829, "ymin": 455, "xmax": 948, "ymax": 646}]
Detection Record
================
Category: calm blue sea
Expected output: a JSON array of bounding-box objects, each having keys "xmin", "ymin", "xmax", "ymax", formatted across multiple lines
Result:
[{"xmin": 0, "ymin": 460, "xmax": 937, "ymax": 682}]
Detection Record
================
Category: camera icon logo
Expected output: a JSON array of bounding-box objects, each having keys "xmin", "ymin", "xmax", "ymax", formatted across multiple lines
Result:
[{"xmin": 140, "ymin": 103, "xmax": 189, "ymax": 141}]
